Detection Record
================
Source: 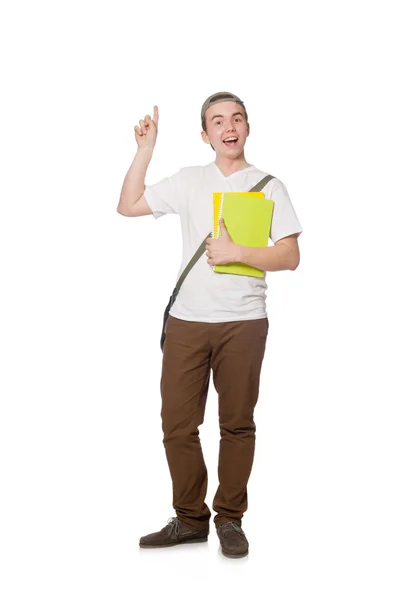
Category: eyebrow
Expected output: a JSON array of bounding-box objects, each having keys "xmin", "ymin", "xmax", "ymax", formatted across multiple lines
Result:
[{"xmin": 211, "ymin": 112, "xmax": 244, "ymax": 121}]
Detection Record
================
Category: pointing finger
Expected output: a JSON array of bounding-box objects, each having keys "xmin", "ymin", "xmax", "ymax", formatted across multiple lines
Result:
[{"xmin": 152, "ymin": 105, "xmax": 159, "ymax": 126}]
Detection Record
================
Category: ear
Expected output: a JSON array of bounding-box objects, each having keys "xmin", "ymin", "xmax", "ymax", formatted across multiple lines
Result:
[{"xmin": 201, "ymin": 131, "xmax": 211, "ymax": 145}]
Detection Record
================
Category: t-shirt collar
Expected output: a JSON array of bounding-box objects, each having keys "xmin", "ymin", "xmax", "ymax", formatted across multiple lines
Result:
[{"xmin": 212, "ymin": 162, "xmax": 256, "ymax": 179}]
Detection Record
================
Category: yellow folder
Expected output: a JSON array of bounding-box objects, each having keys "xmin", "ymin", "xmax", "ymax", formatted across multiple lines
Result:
[{"xmin": 212, "ymin": 192, "xmax": 274, "ymax": 277}]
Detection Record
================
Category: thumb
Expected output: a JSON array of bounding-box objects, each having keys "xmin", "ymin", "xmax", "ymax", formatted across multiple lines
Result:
[
  {"xmin": 220, "ymin": 217, "xmax": 228, "ymax": 234},
  {"xmin": 145, "ymin": 115, "xmax": 156, "ymax": 132}
]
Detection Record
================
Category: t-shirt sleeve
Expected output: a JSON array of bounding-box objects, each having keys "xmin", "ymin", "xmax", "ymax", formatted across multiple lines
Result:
[
  {"xmin": 268, "ymin": 179, "xmax": 303, "ymax": 243},
  {"xmin": 143, "ymin": 168, "xmax": 186, "ymax": 219}
]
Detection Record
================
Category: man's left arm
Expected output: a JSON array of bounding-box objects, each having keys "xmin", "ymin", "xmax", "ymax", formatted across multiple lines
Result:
[{"xmin": 234, "ymin": 233, "xmax": 301, "ymax": 272}]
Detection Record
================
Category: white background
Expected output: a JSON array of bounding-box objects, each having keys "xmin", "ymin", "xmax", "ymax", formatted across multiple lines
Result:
[{"xmin": 1, "ymin": 0, "xmax": 396, "ymax": 598}]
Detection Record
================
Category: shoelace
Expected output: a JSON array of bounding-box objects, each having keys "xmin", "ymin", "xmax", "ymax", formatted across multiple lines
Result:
[
  {"xmin": 167, "ymin": 517, "xmax": 180, "ymax": 537},
  {"xmin": 218, "ymin": 521, "xmax": 246, "ymax": 538}
]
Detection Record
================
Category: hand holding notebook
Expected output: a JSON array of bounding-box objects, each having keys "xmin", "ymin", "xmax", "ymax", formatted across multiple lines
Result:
[{"xmin": 212, "ymin": 191, "xmax": 274, "ymax": 278}]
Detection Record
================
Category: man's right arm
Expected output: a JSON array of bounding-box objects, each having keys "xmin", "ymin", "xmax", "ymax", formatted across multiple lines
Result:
[{"xmin": 117, "ymin": 148, "xmax": 154, "ymax": 217}]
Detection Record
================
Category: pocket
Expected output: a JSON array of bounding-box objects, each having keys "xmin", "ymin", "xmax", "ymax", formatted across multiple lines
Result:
[
  {"xmin": 164, "ymin": 314, "xmax": 173, "ymax": 335},
  {"xmin": 258, "ymin": 318, "xmax": 269, "ymax": 343}
]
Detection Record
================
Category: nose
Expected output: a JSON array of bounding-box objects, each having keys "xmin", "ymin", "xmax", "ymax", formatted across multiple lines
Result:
[{"xmin": 225, "ymin": 121, "xmax": 236, "ymax": 132}]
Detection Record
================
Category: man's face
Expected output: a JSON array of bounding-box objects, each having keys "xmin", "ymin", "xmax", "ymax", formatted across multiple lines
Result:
[{"xmin": 201, "ymin": 101, "xmax": 250, "ymax": 155}]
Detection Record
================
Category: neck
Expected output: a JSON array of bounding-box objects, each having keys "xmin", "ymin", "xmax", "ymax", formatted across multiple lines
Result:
[{"xmin": 214, "ymin": 154, "xmax": 252, "ymax": 177}]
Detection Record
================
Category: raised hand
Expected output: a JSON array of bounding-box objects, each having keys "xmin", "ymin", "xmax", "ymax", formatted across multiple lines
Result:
[{"xmin": 134, "ymin": 105, "xmax": 159, "ymax": 150}]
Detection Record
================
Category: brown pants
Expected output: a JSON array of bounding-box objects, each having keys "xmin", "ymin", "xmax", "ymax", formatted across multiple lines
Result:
[{"xmin": 160, "ymin": 314, "xmax": 269, "ymax": 531}]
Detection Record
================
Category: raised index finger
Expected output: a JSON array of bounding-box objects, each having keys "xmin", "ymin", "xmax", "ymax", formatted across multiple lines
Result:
[{"xmin": 152, "ymin": 105, "xmax": 159, "ymax": 126}]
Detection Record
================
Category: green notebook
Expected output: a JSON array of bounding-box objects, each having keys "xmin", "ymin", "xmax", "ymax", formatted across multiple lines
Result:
[{"xmin": 212, "ymin": 191, "xmax": 274, "ymax": 278}]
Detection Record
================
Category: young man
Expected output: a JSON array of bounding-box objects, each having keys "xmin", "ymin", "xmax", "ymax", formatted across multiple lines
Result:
[{"xmin": 117, "ymin": 91, "xmax": 303, "ymax": 558}]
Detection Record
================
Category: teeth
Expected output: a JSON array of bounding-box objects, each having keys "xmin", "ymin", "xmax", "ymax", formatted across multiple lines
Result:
[{"xmin": 224, "ymin": 138, "xmax": 237, "ymax": 142}]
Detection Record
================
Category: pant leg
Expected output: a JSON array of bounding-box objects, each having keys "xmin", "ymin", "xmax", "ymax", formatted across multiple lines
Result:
[
  {"xmin": 210, "ymin": 317, "xmax": 269, "ymax": 529},
  {"xmin": 160, "ymin": 315, "xmax": 212, "ymax": 530}
]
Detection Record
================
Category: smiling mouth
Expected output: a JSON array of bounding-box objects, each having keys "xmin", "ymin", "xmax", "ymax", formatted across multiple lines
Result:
[{"xmin": 223, "ymin": 138, "xmax": 238, "ymax": 146}]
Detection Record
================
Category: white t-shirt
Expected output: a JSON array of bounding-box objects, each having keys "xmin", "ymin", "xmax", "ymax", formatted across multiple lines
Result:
[{"xmin": 144, "ymin": 161, "xmax": 303, "ymax": 322}]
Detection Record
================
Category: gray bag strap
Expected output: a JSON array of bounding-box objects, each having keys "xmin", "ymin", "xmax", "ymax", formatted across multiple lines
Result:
[{"xmin": 169, "ymin": 173, "xmax": 275, "ymax": 301}]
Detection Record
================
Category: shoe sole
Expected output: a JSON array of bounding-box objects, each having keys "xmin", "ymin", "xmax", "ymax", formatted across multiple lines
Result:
[
  {"xmin": 221, "ymin": 549, "xmax": 249, "ymax": 559},
  {"xmin": 139, "ymin": 537, "xmax": 208, "ymax": 548}
]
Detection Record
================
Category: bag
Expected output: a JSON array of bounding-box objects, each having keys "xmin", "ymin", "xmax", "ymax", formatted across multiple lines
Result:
[{"xmin": 160, "ymin": 173, "xmax": 275, "ymax": 351}]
